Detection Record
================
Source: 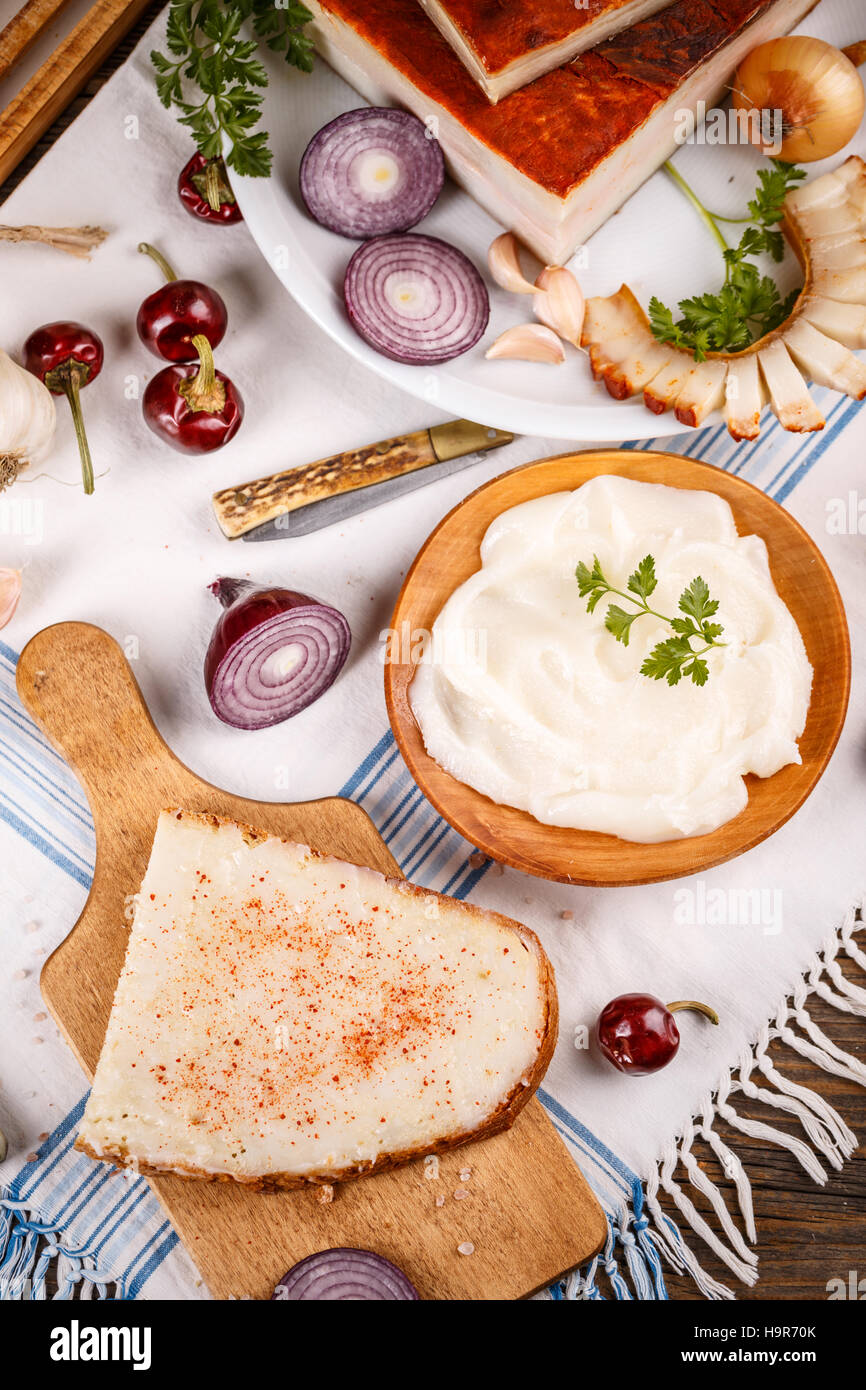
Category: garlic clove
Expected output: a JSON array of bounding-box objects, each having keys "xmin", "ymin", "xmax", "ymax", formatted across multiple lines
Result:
[
  {"xmin": 0, "ymin": 568, "xmax": 21, "ymax": 630},
  {"xmin": 533, "ymin": 266, "xmax": 586, "ymax": 347},
  {"xmin": 487, "ymin": 232, "xmax": 537, "ymax": 294},
  {"xmin": 485, "ymin": 323, "xmax": 565, "ymax": 363}
]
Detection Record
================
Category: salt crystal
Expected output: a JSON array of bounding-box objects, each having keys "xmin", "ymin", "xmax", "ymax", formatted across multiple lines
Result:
[
  {"xmin": 32, "ymin": 1036, "xmax": 44, "ymax": 1045},
  {"xmin": 560, "ymin": 910, "xmax": 574, "ymax": 921},
  {"xmin": 453, "ymin": 1187, "xmax": 468, "ymax": 1200},
  {"xmin": 13, "ymin": 970, "xmax": 27, "ymax": 981},
  {"xmin": 459, "ymin": 1168, "xmax": 472, "ymax": 1182},
  {"xmin": 423, "ymin": 1155, "xmax": 439, "ymax": 1180},
  {"xmin": 33, "ymin": 1012, "xmax": 46, "ymax": 1022},
  {"xmin": 435, "ymin": 1195, "xmax": 445, "ymax": 1208},
  {"xmin": 26, "ymin": 1153, "xmax": 38, "ymax": 1163},
  {"xmin": 316, "ymin": 1184, "xmax": 334, "ymax": 1205},
  {"xmin": 38, "ymin": 1132, "xmax": 48, "ymax": 1142},
  {"xmin": 24, "ymin": 921, "xmax": 39, "ymax": 934},
  {"xmin": 457, "ymin": 1242, "xmax": 475, "ymax": 1256}
]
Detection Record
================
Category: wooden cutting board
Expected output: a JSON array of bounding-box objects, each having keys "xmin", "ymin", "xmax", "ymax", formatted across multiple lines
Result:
[{"xmin": 17, "ymin": 621, "xmax": 606, "ymax": 1301}]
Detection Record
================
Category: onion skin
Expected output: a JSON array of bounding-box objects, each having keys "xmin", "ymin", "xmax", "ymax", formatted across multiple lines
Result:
[
  {"xmin": 272, "ymin": 1248, "xmax": 419, "ymax": 1300},
  {"xmin": 733, "ymin": 36, "xmax": 866, "ymax": 163},
  {"xmin": 205, "ymin": 578, "xmax": 351, "ymax": 730}
]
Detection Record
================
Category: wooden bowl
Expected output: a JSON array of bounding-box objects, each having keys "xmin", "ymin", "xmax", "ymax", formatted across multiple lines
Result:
[{"xmin": 384, "ymin": 450, "xmax": 851, "ymax": 886}]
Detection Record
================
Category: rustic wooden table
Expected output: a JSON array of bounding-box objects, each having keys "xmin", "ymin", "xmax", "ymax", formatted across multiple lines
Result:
[{"xmin": 1, "ymin": 0, "xmax": 863, "ymax": 1304}]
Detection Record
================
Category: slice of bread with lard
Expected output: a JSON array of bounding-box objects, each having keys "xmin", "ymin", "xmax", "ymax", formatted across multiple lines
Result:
[{"xmin": 76, "ymin": 808, "xmax": 557, "ymax": 1189}]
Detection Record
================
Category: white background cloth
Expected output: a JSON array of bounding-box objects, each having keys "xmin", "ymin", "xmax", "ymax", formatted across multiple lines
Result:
[{"xmin": 1, "ymin": 5, "xmax": 864, "ymax": 1289}]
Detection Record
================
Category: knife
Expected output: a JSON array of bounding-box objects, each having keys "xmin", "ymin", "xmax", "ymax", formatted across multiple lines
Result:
[{"xmin": 212, "ymin": 419, "xmax": 514, "ymax": 542}]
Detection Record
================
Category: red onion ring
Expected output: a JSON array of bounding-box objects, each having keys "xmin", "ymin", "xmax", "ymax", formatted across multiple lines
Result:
[
  {"xmin": 273, "ymin": 1248, "xmax": 419, "ymax": 1301},
  {"xmin": 204, "ymin": 578, "xmax": 351, "ymax": 731},
  {"xmin": 344, "ymin": 233, "xmax": 489, "ymax": 365},
  {"xmin": 300, "ymin": 107, "xmax": 444, "ymax": 239}
]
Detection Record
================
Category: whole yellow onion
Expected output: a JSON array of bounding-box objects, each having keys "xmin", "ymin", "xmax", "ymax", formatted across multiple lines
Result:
[{"xmin": 733, "ymin": 35, "xmax": 865, "ymax": 163}]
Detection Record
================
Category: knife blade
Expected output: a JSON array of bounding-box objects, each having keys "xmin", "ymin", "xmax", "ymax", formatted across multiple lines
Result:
[
  {"xmin": 213, "ymin": 419, "xmax": 513, "ymax": 541},
  {"xmin": 239, "ymin": 450, "xmax": 494, "ymax": 540}
]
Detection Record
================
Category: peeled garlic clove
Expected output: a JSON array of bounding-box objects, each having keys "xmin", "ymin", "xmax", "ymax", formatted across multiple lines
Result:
[
  {"xmin": 487, "ymin": 232, "xmax": 537, "ymax": 294},
  {"xmin": 485, "ymin": 323, "xmax": 565, "ymax": 364},
  {"xmin": 533, "ymin": 266, "xmax": 585, "ymax": 347},
  {"xmin": 0, "ymin": 568, "xmax": 21, "ymax": 629}
]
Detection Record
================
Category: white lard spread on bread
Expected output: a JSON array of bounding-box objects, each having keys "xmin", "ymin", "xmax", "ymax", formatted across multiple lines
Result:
[{"xmin": 410, "ymin": 476, "xmax": 812, "ymax": 843}]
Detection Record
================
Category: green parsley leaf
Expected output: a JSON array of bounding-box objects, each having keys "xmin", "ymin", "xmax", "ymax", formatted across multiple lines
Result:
[
  {"xmin": 627, "ymin": 554, "xmax": 657, "ymax": 602},
  {"xmin": 651, "ymin": 160, "xmax": 806, "ymax": 360},
  {"xmin": 605, "ymin": 604, "xmax": 639, "ymax": 646},
  {"xmin": 151, "ymin": 0, "xmax": 314, "ymax": 178},
  {"xmin": 576, "ymin": 554, "xmax": 726, "ymax": 686}
]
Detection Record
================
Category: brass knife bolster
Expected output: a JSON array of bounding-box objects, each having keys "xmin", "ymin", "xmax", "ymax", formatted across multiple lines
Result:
[{"xmin": 212, "ymin": 420, "xmax": 513, "ymax": 539}]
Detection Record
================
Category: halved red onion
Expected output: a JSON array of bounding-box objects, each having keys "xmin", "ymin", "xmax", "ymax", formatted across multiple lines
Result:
[
  {"xmin": 344, "ymin": 234, "xmax": 489, "ymax": 365},
  {"xmin": 272, "ymin": 1248, "xmax": 419, "ymax": 1301},
  {"xmin": 300, "ymin": 107, "xmax": 444, "ymax": 239},
  {"xmin": 204, "ymin": 578, "xmax": 350, "ymax": 731}
]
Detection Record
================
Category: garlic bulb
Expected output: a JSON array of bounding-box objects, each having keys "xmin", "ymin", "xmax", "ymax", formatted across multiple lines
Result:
[
  {"xmin": 0, "ymin": 348, "xmax": 56, "ymax": 490},
  {"xmin": 533, "ymin": 266, "xmax": 586, "ymax": 346},
  {"xmin": 487, "ymin": 232, "xmax": 537, "ymax": 294},
  {"xmin": 485, "ymin": 323, "xmax": 565, "ymax": 363},
  {"xmin": 0, "ymin": 569, "xmax": 21, "ymax": 630}
]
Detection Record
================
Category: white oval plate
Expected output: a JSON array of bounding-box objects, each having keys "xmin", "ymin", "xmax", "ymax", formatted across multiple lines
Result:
[{"xmin": 232, "ymin": 1, "xmax": 859, "ymax": 442}]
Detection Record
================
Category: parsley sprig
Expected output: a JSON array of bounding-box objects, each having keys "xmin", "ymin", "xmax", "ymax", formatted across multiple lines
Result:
[
  {"xmin": 152, "ymin": 0, "xmax": 314, "ymax": 179},
  {"xmin": 649, "ymin": 160, "xmax": 806, "ymax": 362},
  {"xmin": 576, "ymin": 554, "xmax": 726, "ymax": 687}
]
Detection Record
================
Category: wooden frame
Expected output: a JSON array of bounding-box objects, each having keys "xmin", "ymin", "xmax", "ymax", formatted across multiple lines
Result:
[{"xmin": 0, "ymin": 0, "xmax": 155, "ymax": 186}]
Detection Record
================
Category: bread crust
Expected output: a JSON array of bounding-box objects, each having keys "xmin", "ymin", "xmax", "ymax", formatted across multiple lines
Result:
[{"xmin": 75, "ymin": 808, "xmax": 558, "ymax": 1190}]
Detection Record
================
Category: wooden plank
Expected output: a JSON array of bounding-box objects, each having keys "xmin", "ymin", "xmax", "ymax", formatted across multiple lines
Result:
[
  {"xmin": 17, "ymin": 621, "xmax": 606, "ymax": 1301},
  {"xmin": 0, "ymin": 0, "xmax": 154, "ymax": 185},
  {"xmin": 0, "ymin": 0, "xmax": 77, "ymax": 81}
]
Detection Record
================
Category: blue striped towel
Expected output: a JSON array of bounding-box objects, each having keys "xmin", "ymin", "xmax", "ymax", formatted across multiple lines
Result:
[{"xmin": 2, "ymin": 376, "xmax": 864, "ymax": 1301}]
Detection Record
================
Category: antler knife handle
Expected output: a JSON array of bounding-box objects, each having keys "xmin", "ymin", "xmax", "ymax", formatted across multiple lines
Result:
[{"xmin": 213, "ymin": 429, "xmax": 437, "ymax": 539}]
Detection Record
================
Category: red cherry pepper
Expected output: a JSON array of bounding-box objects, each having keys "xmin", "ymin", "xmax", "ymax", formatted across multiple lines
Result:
[
  {"xmin": 597, "ymin": 994, "xmax": 718, "ymax": 1076},
  {"xmin": 178, "ymin": 154, "xmax": 243, "ymax": 225},
  {"xmin": 136, "ymin": 243, "xmax": 227, "ymax": 363},
  {"xmin": 143, "ymin": 334, "xmax": 243, "ymax": 454},
  {"xmin": 23, "ymin": 322, "xmax": 103, "ymax": 495}
]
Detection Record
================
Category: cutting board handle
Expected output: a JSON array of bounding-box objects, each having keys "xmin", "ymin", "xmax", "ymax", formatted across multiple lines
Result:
[{"xmin": 16, "ymin": 622, "xmax": 168, "ymax": 802}]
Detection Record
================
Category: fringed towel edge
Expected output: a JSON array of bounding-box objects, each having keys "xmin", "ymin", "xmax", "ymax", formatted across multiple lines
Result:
[
  {"xmin": 546, "ymin": 903, "xmax": 865, "ymax": 1302},
  {"xmin": 0, "ymin": 1194, "xmax": 130, "ymax": 1301}
]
